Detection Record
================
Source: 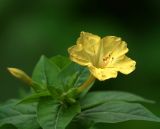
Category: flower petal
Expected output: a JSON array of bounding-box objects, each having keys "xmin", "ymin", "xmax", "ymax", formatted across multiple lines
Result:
[
  {"xmin": 68, "ymin": 32, "xmax": 101, "ymax": 66},
  {"xmin": 88, "ymin": 65, "xmax": 118, "ymax": 81},
  {"xmin": 111, "ymin": 55, "xmax": 136, "ymax": 74},
  {"xmin": 68, "ymin": 45, "xmax": 91, "ymax": 66},
  {"xmin": 102, "ymin": 36, "xmax": 128, "ymax": 59}
]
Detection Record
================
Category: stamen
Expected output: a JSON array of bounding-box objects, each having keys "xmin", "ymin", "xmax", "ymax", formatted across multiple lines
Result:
[
  {"xmin": 101, "ymin": 53, "xmax": 113, "ymax": 67},
  {"xmin": 103, "ymin": 57, "xmax": 108, "ymax": 63}
]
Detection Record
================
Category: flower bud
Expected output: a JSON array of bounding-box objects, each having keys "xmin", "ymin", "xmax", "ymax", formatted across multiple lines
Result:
[{"xmin": 8, "ymin": 67, "xmax": 32, "ymax": 85}]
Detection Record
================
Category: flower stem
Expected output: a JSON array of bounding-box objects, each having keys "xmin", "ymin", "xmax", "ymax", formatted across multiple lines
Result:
[{"xmin": 77, "ymin": 74, "xmax": 95, "ymax": 93}]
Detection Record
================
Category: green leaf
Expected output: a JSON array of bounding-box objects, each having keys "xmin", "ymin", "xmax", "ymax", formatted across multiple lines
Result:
[
  {"xmin": 79, "ymin": 101, "xmax": 160, "ymax": 123},
  {"xmin": 57, "ymin": 62, "xmax": 90, "ymax": 90},
  {"xmin": 80, "ymin": 91, "xmax": 154, "ymax": 109},
  {"xmin": 0, "ymin": 124, "xmax": 17, "ymax": 129},
  {"xmin": 32, "ymin": 55, "xmax": 92, "ymax": 100},
  {"xmin": 69, "ymin": 65, "xmax": 90, "ymax": 88},
  {"xmin": 67, "ymin": 118, "xmax": 94, "ymax": 129},
  {"xmin": 32, "ymin": 55, "xmax": 63, "ymax": 97},
  {"xmin": 17, "ymin": 91, "xmax": 51, "ymax": 104},
  {"xmin": 37, "ymin": 97, "xmax": 81, "ymax": 129},
  {"xmin": 51, "ymin": 55, "xmax": 91, "ymax": 90},
  {"xmin": 32, "ymin": 55, "xmax": 60, "ymax": 89},
  {"xmin": 51, "ymin": 56, "xmax": 92, "ymax": 98},
  {"xmin": 0, "ymin": 100, "xmax": 40, "ymax": 129},
  {"xmin": 50, "ymin": 55, "xmax": 71, "ymax": 69}
]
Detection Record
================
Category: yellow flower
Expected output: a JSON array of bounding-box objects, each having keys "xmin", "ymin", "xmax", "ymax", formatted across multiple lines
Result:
[{"xmin": 68, "ymin": 32, "xmax": 136, "ymax": 81}]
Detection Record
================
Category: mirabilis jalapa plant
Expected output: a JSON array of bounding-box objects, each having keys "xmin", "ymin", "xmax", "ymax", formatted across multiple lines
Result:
[{"xmin": 1, "ymin": 32, "xmax": 160, "ymax": 129}]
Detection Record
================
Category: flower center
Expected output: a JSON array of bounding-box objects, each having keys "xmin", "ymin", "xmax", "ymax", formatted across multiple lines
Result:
[
  {"xmin": 98, "ymin": 52, "xmax": 114, "ymax": 68},
  {"xmin": 98, "ymin": 55, "xmax": 110, "ymax": 68}
]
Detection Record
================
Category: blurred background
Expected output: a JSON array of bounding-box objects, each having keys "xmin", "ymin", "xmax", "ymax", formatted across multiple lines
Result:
[{"xmin": 0, "ymin": 0, "xmax": 160, "ymax": 128}]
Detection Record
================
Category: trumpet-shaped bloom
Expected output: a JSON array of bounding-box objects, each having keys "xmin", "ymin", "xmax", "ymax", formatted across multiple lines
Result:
[{"xmin": 68, "ymin": 32, "xmax": 136, "ymax": 81}]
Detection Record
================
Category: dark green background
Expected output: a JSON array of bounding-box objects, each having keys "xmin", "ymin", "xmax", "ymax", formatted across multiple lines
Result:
[{"xmin": 0, "ymin": 0, "xmax": 160, "ymax": 129}]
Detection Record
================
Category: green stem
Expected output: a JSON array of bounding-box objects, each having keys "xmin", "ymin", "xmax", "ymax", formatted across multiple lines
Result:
[{"xmin": 77, "ymin": 74, "xmax": 95, "ymax": 93}]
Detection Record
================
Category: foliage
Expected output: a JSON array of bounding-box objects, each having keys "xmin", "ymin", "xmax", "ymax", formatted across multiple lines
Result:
[{"xmin": 0, "ymin": 55, "xmax": 160, "ymax": 129}]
